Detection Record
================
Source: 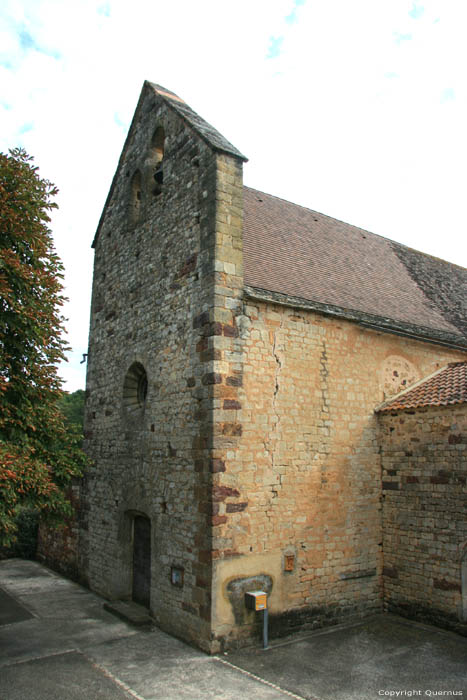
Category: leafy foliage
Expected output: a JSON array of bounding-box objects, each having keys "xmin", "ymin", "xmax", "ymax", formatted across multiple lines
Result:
[
  {"xmin": 0, "ymin": 506, "xmax": 39, "ymax": 560},
  {"xmin": 58, "ymin": 389, "xmax": 85, "ymax": 433},
  {"xmin": 0, "ymin": 148, "xmax": 87, "ymax": 547}
]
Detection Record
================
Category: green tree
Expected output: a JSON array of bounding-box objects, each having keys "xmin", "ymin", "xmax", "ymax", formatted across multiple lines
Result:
[
  {"xmin": 58, "ymin": 389, "xmax": 84, "ymax": 447},
  {"xmin": 0, "ymin": 148, "xmax": 87, "ymax": 547},
  {"xmin": 58, "ymin": 389, "xmax": 85, "ymax": 439}
]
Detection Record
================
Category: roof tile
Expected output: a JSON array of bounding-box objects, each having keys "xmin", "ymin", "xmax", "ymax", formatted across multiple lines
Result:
[
  {"xmin": 376, "ymin": 362, "xmax": 467, "ymax": 412},
  {"xmin": 243, "ymin": 186, "xmax": 467, "ymax": 345}
]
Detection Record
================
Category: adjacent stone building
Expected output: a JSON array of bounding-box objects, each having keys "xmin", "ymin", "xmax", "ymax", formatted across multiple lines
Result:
[
  {"xmin": 75, "ymin": 81, "xmax": 467, "ymax": 652},
  {"xmin": 377, "ymin": 362, "xmax": 467, "ymax": 634}
]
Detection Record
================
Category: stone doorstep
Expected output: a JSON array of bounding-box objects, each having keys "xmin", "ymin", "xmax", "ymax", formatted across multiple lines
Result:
[{"xmin": 103, "ymin": 600, "xmax": 153, "ymax": 627}]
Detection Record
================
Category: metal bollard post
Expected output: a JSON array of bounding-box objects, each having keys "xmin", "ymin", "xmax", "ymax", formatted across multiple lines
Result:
[
  {"xmin": 245, "ymin": 590, "xmax": 269, "ymax": 651},
  {"xmin": 263, "ymin": 607, "xmax": 269, "ymax": 650}
]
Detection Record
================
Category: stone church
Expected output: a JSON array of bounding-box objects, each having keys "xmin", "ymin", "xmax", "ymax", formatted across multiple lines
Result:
[{"xmin": 44, "ymin": 81, "xmax": 467, "ymax": 652}]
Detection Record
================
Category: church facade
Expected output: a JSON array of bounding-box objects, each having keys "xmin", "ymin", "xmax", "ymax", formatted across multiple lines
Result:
[{"xmin": 75, "ymin": 82, "xmax": 467, "ymax": 652}]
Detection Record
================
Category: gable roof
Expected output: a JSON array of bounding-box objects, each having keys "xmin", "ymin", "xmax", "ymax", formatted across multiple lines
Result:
[
  {"xmin": 243, "ymin": 187, "xmax": 467, "ymax": 348},
  {"xmin": 376, "ymin": 361, "xmax": 467, "ymax": 413},
  {"xmin": 93, "ymin": 82, "xmax": 246, "ymax": 247},
  {"xmin": 146, "ymin": 83, "xmax": 247, "ymax": 162},
  {"xmin": 92, "ymin": 82, "xmax": 467, "ymax": 351}
]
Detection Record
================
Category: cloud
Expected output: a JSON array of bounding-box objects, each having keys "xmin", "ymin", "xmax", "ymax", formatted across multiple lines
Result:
[
  {"xmin": 97, "ymin": 2, "xmax": 110, "ymax": 16},
  {"xmin": 409, "ymin": 3, "xmax": 424, "ymax": 20},
  {"xmin": 1, "ymin": 0, "xmax": 466, "ymax": 389},
  {"xmin": 285, "ymin": 0, "xmax": 306, "ymax": 24},
  {"xmin": 113, "ymin": 112, "xmax": 126, "ymax": 129},
  {"xmin": 19, "ymin": 121, "xmax": 33, "ymax": 133},
  {"xmin": 267, "ymin": 36, "xmax": 284, "ymax": 58},
  {"xmin": 17, "ymin": 24, "xmax": 61, "ymax": 59},
  {"xmin": 394, "ymin": 31, "xmax": 413, "ymax": 44},
  {"xmin": 19, "ymin": 28, "xmax": 35, "ymax": 50},
  {"xmin": 440, "ymin": 87, "xmax": 455, "ymax": 102}
]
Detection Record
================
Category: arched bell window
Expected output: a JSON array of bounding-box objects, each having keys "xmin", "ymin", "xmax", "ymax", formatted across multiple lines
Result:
[{"xmin": 151, "ymin": 127, "xmax": 165, "ymax": 195}]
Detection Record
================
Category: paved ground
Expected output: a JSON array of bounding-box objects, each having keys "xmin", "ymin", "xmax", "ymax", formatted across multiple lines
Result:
[{"xmin": 0, "ymin": 559, "xmax": 466, "ymax": 700}]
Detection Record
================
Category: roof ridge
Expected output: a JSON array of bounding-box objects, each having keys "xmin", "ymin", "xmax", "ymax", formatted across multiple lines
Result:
[
  {"xmin": 146, "ymin": 82, "xmax": 185, "ymax": 103},
  {"xmin": 148, "ymin": 82, "xmax": 247, "ymax": 162}
]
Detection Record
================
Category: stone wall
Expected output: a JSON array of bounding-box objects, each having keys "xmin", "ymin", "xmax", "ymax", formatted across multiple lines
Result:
[
  {"xmin": 379, "ymin": 404, "xmax": 467, "ymax": 635},
  {"xmin": 36, "ymin": 481, "xmax": 82, "ymax": 582},
  {"xmin": 209, "ymin": 300, "xmax": 466, "ymax": 648},
  {"xmin": 81, "ymin": 84, "xmax": 243, "ymax": 651}
]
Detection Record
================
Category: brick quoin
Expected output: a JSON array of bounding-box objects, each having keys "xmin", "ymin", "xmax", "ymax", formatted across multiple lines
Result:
[{"xmin": 223, "ymin": 399, "xmax": 241, "ymax": 410}]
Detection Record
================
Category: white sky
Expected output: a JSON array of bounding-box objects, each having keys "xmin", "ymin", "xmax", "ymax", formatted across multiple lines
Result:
[{"xmin": 1, "ymin": 0, "xmax": 466, "ymax": 391}]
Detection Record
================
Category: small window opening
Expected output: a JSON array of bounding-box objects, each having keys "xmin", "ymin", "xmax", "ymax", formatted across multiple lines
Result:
[
  {"xmin": 154, "ymin": 169, "xmax": 163, "ymax": 185},
  {"xmin": 137, "ymin": 373, "xmax": 148, "ymax": 405},
  {"xmin": 151, "ymin": 127, "xmax": 165, "ymax": 196},
  {"xmin": 152, "ymin": 127, "xmax": 165, "ymax": 162}
]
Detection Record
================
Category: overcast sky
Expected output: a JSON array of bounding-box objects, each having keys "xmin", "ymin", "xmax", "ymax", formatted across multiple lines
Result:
[{"xmin": 1, "ymin": 0, "xmax": 466, "ymax": 391}]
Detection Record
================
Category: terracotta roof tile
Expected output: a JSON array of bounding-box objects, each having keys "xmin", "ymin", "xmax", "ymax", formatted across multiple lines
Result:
[
  {"xmin": 243, "ymin": 187, "xmax": 467, "ymax": 345},
  {"xmin": 376, "ymin": 362, "xmax": 467, "ymax": 412}
]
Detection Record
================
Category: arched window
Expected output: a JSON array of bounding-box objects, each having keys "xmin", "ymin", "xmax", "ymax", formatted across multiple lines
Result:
[
  {"xmin": 151, "ymin": 127, "xmax": 165, "ymax": 195},
  {"xmin": 129, "ymin": 170, "xmax": 142, "ymax": 224},
  {"xmin": 123, "ymin": 362, "xmax": 148, "ymax": 420},
  {"xmin": 151, "ymin": 126, "xmax": 165, "ymax": 163}
]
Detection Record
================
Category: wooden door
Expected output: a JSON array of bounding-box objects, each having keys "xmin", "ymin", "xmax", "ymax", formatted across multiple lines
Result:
[{"xmin": 132, "ymin": 515, "xmax": 151, "ymax": 608}]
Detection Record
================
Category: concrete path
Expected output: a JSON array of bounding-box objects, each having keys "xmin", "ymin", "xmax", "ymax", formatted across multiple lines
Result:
[{"xmin": 1, "ymin": 559, "xmax": 466, "ymax": 700}]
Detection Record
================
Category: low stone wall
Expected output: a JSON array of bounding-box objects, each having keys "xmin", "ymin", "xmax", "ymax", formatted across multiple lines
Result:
[
  {"xmin": 379, "ymin": 404, "xmax": 467, "ymax": 635},
  {"xmin": 36, "ymin": 480, "xmax": 82, "ymax": 583}
]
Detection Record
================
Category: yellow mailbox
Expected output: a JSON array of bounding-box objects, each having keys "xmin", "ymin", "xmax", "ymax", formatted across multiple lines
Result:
[{"xmin": 245, "ymin": 590, "xmax": 267, "ymax": 611}]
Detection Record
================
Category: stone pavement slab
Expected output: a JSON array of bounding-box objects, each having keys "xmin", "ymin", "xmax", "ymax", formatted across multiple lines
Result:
[
  {"xmin": 0, "ymin": 651, "xmax": 136, "ymax": 700},
  {"xmin": 227, "ymin": 616, "xmax": 467, "ymax": 700},
  {"xmin": 0, "ymin": 560, "xmax": 286, "ymax": 700},
  {"xmin": 0, "ymin": 587, "xmax": 33, "ymax": 626},
  {"xmin": 1, "ymin": 559, "xmax": 466, "ymax": 700}
]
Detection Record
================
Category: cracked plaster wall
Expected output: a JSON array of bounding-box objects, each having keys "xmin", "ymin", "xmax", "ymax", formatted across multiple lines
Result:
[{"xmin": 211, "ymin": 301, "xmax": 466, "ymax": 643}]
